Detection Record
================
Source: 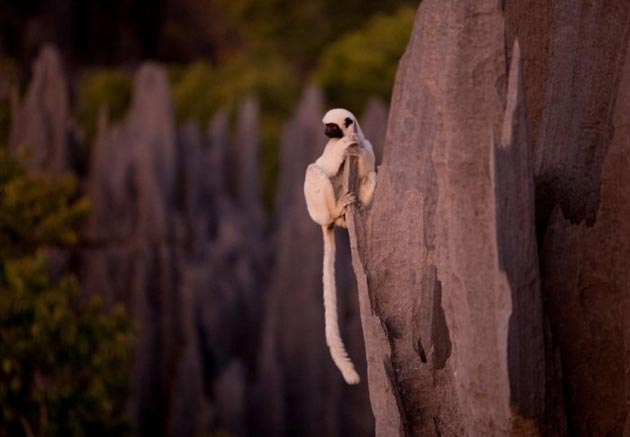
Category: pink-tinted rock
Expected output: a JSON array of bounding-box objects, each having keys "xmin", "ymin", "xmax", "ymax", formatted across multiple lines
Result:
[
  {"xmin": 350, "ymin": 2, "xmax": 559, "ymax": 435},
  {"xmin": 508, "ymin": 1, "xmax": 630, "ymax": 434},
  {"xmin": 9, "ymin": 45, "xmax": 70, "ymax": 174}
]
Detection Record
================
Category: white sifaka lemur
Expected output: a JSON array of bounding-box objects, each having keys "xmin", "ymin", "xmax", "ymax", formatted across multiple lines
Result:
[{"xmin": 303, "ymin": 108, "xmax": 376, "ymax": 384}]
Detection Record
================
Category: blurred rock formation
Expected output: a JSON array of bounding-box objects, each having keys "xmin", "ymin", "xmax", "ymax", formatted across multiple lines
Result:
[{"xmin": 9, "ymin": 45, "xmax": 70, "ymax": 175}]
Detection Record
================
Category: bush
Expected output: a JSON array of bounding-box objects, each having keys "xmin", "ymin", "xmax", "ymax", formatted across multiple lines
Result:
[
  {"xmin": 314, "ymin": 6, "xmax": 416, "ymax": 110},
  {"xmin": 0, "ymin": 149, "xmax": 135, "ymax": 437}
]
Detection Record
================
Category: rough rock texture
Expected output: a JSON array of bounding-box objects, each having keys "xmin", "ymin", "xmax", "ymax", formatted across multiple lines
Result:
[
  {"xmin": 9, "ymin": 45, "xmax": 70, "ymax": 175},
  {"xmin": 255, "ymin": 86, "xmax": 373, "ymax": 437},
  {"xmin": 507, "ymin": 1, "xmax": 630, "ymax": 435},
  {"xmin": 351, "ymin": 1, "xmax": 513, "ymax": 434},
  {"xmin": 349, "ymin": 0, "xmax": 630, "ymax": 435}
]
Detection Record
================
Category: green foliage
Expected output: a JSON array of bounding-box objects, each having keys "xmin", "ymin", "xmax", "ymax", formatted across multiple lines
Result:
[
  {"xmin": 0, "ymin": 152, "xmax": 91, "ymax": 260},
  {"xmin": 77, "ymin": 69, "xmax": 133, "ymax": 142},
  {"xmin": 314, "ymin": 6, "xmax": 416, "ymax": 110},
  {"xmin": 213, "ymin": 0, "xmax": 416, "ymax": 71},
  {"xmin": 0, "ymin": 150, "xmax": 135, "ymax": 436},
  {"xmin": 171, "ymin": 56, "xmax": 298, "ymax": 127}
]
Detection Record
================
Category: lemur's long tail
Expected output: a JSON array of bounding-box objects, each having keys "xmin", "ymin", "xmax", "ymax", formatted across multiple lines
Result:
[{"xmin": 322, "ymin": 225, "xmax": 360, "ymax": 384}]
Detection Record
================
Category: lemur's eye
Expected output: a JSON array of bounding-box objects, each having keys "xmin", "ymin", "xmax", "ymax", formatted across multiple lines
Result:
[{"xmin": 344, "ymin": 117, "xmax": 353, "ymax": 128}]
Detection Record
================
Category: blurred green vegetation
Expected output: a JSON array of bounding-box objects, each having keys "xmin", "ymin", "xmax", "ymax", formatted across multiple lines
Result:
[
  {"xmin": 213, "ymin": 0, "xmax": 416, "ymax": 72},
  {"xmin": 314, "ymin": 6, "xmax": 416, "ymax": 110},
  {"xmin": 0, "ymin": 149, "xmax": 135, "ymax": 437},
  {"xmin": 77, "ymin": 69, "xmax": 133, "ymax": 142}
]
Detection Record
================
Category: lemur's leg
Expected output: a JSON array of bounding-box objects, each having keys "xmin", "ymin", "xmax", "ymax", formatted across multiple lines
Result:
[
  {"xmin": 304, "ymin": 164, "xmax": 355, "ymax": 226},
  {"xmin": 359, "ymin": 171, "xmax": 377, "ymax": 206}
]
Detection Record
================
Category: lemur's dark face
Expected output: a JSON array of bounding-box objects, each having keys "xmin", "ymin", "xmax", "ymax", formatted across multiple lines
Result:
[
  {"xmin": 324, "ymin": 123, "xmax": 344, "ymax": 139},
  {"xmin": 324, "ymin": 117, "xmax": 353, "ymax": 139}
]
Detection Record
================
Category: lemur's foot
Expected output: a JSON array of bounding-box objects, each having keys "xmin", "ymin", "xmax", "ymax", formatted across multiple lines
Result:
[
  {"xmin": 335, "ymin": 192, "xmax": 356, "ymax": 217},
  {"xmin": 339, "ymin": 192, "xmax": 356, "ymax": 207}
]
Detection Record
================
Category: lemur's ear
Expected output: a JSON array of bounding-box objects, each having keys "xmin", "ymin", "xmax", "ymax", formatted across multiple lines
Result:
[{"xmin": 344, "ymin": 117, "xmax": 353, "ymax": 128}]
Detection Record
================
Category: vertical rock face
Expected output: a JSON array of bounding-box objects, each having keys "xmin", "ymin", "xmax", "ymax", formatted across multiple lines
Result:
[
  {"xmin": 9, "ymin": 45, "xmax": 70, "ymax": 175},
  {"xmin": 352, "ymin": 0, "xmax": 630, "ymax": 436},
  {"xmin": 493, "ymin": 43, "xmax": 546, "ymax": 431},
  {"xmin": 507, "ymin": 2, "xmax": 630, "ymax": 435},
  {"xmin": 255, "ymin": 86, "xmax": 373, "ymax": 437},
  {"xmin": 234, "ymin": 97, "xmax": 262, "ymax": 210},
  {"xmin": 354, "ymin": 0, "xmax": 515, "ymax": 434}
]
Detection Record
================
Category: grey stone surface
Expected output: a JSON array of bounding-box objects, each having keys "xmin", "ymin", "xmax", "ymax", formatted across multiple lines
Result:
[
  {"xmin": 508, "ymin": 1, "xmax": 630, "ymax": 435},
  {"xmin": 9, "ymin": 45, "xmax": 70, "ymax": 175},
  {"xmin": 347, "ymin": 1, "xmax": 630, "ymax": 435},
  {"xmin": 234, "ymin": 97, "xmax": 263, "ymax": 217},
  {"xmin": 350, "ymin": 2, "xmax": 560, "ymax": 435}
]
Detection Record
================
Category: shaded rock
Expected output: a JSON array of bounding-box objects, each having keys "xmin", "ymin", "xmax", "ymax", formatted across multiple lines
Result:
[
  {"xmin": 508, "ymin": 1, "xmax": 630, "ymax": 435},
  {"xmin": 493, "ymin": 42, "xmax": 547, "ymax": 432},
  {"xmin": 79, "ymin": 63, "xmax": 269, "ymax": 436},
  {"xmin": 513, "ymin": 1, "xmax": 630, "ymax": 227},
  {"xmin": 208, "ymin": 111, "xmax": 230, "ymax": 200},
  {"xmin": 9, "ymin": 45, "xmax": 70, "ymax": 174},
  {"xmin": 214, "ymin": 361, "xmax": 247, "ymax": 436},
  {"xmin": 85, "ymin": 63, "xmax": 176, "ymax": 244},
  {"xmin": 168, "ymin": 259, "xmax": 210, "ymax": 437},
  {"xmin": 80, "ymin": 63, "xmax": 182, "ymax": 437},
  {"xmin": 176, "ymin": 121, "xmax": 215, "ymax": 252},
  {"xmin": 233, "ymin": 97, "xmax": 263, "ymax": 216},
  {"xmin": 535, "ymin": 34, "xmax": 630, "ymax": 437}
]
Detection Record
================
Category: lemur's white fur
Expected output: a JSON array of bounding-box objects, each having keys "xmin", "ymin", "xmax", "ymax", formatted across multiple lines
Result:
[{"xmin": 303, "ymin": 108, "xmax": 376, "ymax": 384}]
